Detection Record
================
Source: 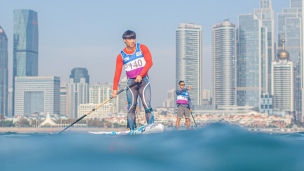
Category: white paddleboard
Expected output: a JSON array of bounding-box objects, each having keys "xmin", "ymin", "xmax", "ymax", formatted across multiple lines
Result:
[{"xmin": 89, "ymin": 123, "xmax": 166, "ymax": 135}]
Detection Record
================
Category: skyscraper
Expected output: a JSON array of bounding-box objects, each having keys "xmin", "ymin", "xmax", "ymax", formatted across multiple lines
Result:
[
  {"xmin": 254, "ymin": 0, "xmax": 275, "ymax": 94},
  {"xmin": 14, "ymin": 76, "xmax": 60, "ymax": 116},
  {"xmin": 176, "ymin": 23, "xmax": 203, "ymax": 107},
  {"xmin": 67, "ymin": 78, "xmax": 89, "ymax": 118},
  {"xmin": 272, "ymin": 38, "xmax": 294, "ymax": 113},
  {"xmin": 70, "ymin": 68, "xmax": 89, "ymax": 83},
  {"xmin": 13, "ymin": 9, "xmax": 39, "ymax": 116},
  {"xmin": 67, "ymin": 68, "xmax": 90, "ymax": 118},
  {"xmin": 278, "ymin": 1, "xmax": 302, "ymax": 115},
  {"xmin": 212, "ymin": 20, "xmax": 236, "ymax": 106},
  {"xmin": 237, "ymin": 14, "xmax": 267, "ymax": 109},
  {"xmin": 0, "ymin": 26, "xmax": 8, "ymax": 116}
]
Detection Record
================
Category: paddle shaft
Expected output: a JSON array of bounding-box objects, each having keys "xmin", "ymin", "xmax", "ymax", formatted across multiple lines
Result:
[
  {"xmin": 58, "ymin": 81, "xmax": 137, "ymax": 134},
  {"xmin": 190, "ymin": 112, "xmax": 198, "ymax": 129}
]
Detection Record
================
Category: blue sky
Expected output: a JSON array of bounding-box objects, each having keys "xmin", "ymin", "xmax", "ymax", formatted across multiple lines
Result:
[{"xmin": 0, "ymin": 0, "xmax": 290, "ymax": 106}]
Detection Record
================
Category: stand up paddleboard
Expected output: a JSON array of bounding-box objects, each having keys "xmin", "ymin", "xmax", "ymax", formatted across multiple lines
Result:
[{"xmin": 89, "ymin": 123, "xmax": 166, "ymax": 135}]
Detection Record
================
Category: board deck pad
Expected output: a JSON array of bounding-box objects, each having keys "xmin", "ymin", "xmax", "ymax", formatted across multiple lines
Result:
[{"xmin": 89, "ymin": 123, "xmax": 166, "ymax": 135}]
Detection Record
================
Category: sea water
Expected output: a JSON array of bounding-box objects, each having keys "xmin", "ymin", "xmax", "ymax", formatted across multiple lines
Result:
[{"xmin": 1, "ymin": 123, "xmax": 304, "ymax": 171}]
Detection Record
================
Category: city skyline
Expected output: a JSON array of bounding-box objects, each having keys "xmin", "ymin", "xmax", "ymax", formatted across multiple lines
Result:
[{"xmin": 0, "ymin": 0, "xmax": 290, "ymax": 107}]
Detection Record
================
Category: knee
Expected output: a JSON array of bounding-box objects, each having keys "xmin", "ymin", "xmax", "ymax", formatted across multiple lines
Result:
[
  {"xmin": 145, "ymin": 108, "xmax": 153, "ymax": 113},
  {"xmin": 128, "ymin": 105, "xmax": 136, "ymax": 111}
]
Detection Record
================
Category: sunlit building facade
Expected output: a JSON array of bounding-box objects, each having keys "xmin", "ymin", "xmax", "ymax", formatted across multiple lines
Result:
[
  {"xmin": 67, "ymin": 68, "xmax": 90, "ymax": 118},
  {"xmin": 89, "ymin": 83, "xmax": 118, "ymax": 113},
  {"xmin": 67, "ymin": 78, "xmax": 89, "ymax": 119},
  {"xmin": 14, "ymin": 76, "xmax": 60, "ymax": 116},
  {"xmin": 237, "ymin": 14, "xmax": 267, "ymax": 109},
  {"xmin": 278, "ymin": 1, "xmax": 302, "ymax": 115},
  {"xmin": 212, "ymin": 20, "xmax": 236, "ymax": 106},
  {"xmin": 60, "ymin": 83, "xmax": 67, "ymax": 115},
  {"xmin": 78, "ymin": 103, "xmax": 114, "ymax": 119},
  {"xmin": 0, "ymin": 26, "xmax": 8, "ymax": 116},
  {"xmin": 176, "ymin": 23, "xmax": 203, "ymax": 107},
  {"xmin": 272, "ymin": 38, "xmax": 294, "ymax": 112},
  {"xmin": 254, "ymin": 0, "xmax": 275, "ymax": 94}
]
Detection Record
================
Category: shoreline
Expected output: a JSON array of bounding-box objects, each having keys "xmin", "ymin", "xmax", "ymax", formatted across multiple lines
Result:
[
  {"xmin": 0, "ymin": 127, "xmax": 126, "ymax": 133},
  {"xmin": 2, "ymin": 126, "xmax": 303, "ymax": 134}
]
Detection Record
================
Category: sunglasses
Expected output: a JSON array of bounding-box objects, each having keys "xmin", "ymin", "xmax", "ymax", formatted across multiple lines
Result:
[{"xmin": 180, "ymin": 84, "xmax": 185, "ymax": 86}]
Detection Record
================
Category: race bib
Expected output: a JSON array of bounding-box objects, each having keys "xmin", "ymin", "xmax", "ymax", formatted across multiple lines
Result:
[
  {"xmin": 124, "ymin": 57, "xmax": 146, "ymax": 71},
  {"xmin": 177, "ymin": 95, "xmax": 188, "ymax": 101}
]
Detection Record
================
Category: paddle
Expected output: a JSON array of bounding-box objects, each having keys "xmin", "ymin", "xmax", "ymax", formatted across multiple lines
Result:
[
  {"xmin": 190, "ymin": 112, "xmax": 198, "ymax": 129},
  {"xmin": 58, "ymin": 81, "xmax": 137, "ymax": 134}
]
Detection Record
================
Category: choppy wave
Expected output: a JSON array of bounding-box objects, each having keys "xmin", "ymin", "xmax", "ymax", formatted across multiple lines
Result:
[{"xmin": 1, "ymin": 123, "xmax": 304, "ymax": 171}]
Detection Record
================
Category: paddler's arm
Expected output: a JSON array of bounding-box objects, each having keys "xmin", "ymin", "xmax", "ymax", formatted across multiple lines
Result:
[
  {"xmin": 135, "ymin": 44, "xmax": 153, "ymax": 82},
  {"xmin": 176, "ymin": 88, "xmax": 187, "ymax": 95},
  {"xmin": 112, "ymin": 54, "xmax": 123, "ymax": 98}
]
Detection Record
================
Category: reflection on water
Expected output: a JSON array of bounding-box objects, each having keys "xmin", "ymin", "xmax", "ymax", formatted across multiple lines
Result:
[{"xmin": 1, "ymin": 123, "xmax": 304, "ymax": 171}]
